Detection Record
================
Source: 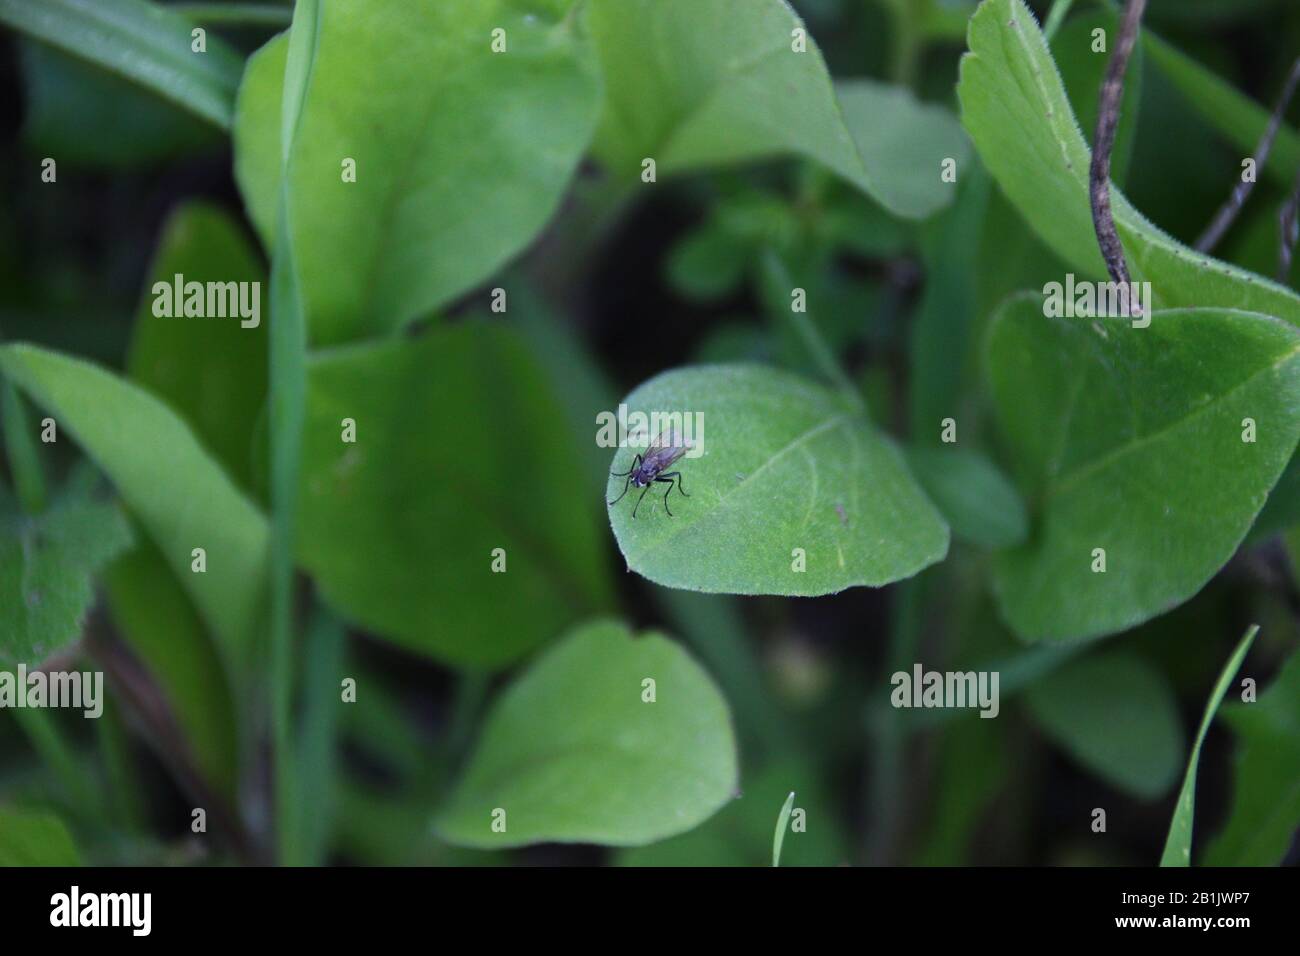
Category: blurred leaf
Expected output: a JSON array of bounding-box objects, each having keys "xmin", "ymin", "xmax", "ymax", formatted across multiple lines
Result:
[
  {"xmin": 127, "ymin": 202, "xmax": 267, "ymax": 496},
  {"xmin": 904, "ymin": 445, "xmax": 1027, "ymax": 550},
  {"xmin": 608, "ymin": 365, "xmax": 948, "ymax": 596},
  {"xmin": 0, "ymin": 482, "xmax": 132, "ymax": 667},
  {"xmin": 618, "ymin": 759, "xmax": 845, "ymax": 866},
  {"xmin": 18, "ymin": 40, "xmax": 219, "ymax": 168},
  {"xmin": 911, "ymin": 714, "xmax": 1007, "ymax": 865},
  {"xmin": 0, "ymin": 0, "xmax": 243, "ymax": 128},
  {"xmin": 0, "ymin": 344, "xmax": 269, "ymax": 666},
  {"xmin": 1143, "ymin": 28, "xmax": 1300, "ymax": 192},
  {"xmin": 0, "ymin": 806, "xmax": 80, "ymax": 865},
  {"xmin": 585, "ymin": 0, "xmax": 946, "ymax": 218},
  {"xmin": 957, "ymin": 0, "xmax": 1300, "ymax": 326},
  {"xmin": 300, "ymin": 322, "xmax": 613, "ymax": 670},
  {"xmin": 1024, "ymin": 650, "xmax": 1183, "ymax": 799},
  {"xmin": 1203, "ymin": 644, "xmax": 1300, "ymax": 865},
  {"xmin": 666, "ymin": 221, "xmax": 750, "ymax": 302},
  {"xmin": 835, "ymin": 78, "xmax": 969, "ymax": 219},
  {"xmin": 103, "ymin": 535, "xmax": 238, "ymax": 798},
  {"xmin": 233, "ymin": 0, "xmax": 599, "ymax": 344},
  {"xmin": 1161, "ymin": 624, "xmax": 1258, "ymax": 866},
  {"xmin": 985, "ymin": 295, "xmax": 1300, "ymax": 642},
  {"xmin": 435, "ymin": 619, "xmax": 738, "ymax": 848},
  {"xmin": 909, "ymin": 167, "xmax": 990, "ymax": 438}
]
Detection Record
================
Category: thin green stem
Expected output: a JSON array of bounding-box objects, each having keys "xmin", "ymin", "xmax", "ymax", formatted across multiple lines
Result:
[
  {"xmin": 884, "ymin": 0, "xmax": 923, "ymax": 90},
  {"xmin": 760, "ymin": 251, "xmax": 864, "ymax": 414},
  {"xmin": 268, "ymin": 0, "xmax": 320, "ymax": 865},
  {"xmin": 13, "ymin": 707, "xmax": 103, "ymax": 820},
  {"xmin": 2, "ymin": 378, "xmax": 47, "ymax": 514},
  {"xmin": 173, "ymin": 2, "xmax": 291, "ymax": 26},
  {"xmin": 1043, "ymin": 0, "xmax": 1077, "ymax": 42},
  {"xmin": 445, "ymin": 673, "xmax": 490, "ymax": 763},
  {"xmin": 864, "ymin": 573, "xmax": 925, "ymax": 864}
]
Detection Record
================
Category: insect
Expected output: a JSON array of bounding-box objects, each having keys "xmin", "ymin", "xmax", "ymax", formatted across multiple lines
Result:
[{"xmin": 607, "ymin": 428, "xmax": 692, "ymax": 518}]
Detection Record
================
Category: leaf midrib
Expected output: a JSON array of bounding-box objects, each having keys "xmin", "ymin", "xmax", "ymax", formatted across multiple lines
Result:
[
  {"xmin": 1044, "ymin": 341, "xmax": 1300, "ymax": 503},
  {"xmin": 632, "ymin": 411, "xmax": 852, "ymax": 560}
]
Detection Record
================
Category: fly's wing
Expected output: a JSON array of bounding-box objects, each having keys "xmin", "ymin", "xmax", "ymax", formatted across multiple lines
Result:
[{"xmin": 644, "ymin": 427, "xmax": 690, "ymax": 472}]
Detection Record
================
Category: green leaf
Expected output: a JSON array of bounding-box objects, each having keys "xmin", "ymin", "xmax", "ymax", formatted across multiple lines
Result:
[
  {"xmin": 666, "ymin": 221, "xmax": 750, "ymax": 303},
  {"xmin": 0, "ymin": 344, "xmax": 269, "ymax": 665},
  {"xmin": 127, "ymin": 202, "xmax": 267, "ymax": 496},
  {"xmin": 985, "ymin": 295, "xmax": 1300, "ymax": 642},
  {"xmin": 617, "ymin": 759, "xmax": 846, "ymax": 866},
  {"xmin": 1024, "ymin": 650, "xmax": 1183, "ymax": 799},
  {"xmin": 585, "ymin": 0, "xmax": 949, "ymax": 218},
  {"xmin": 0, "ymin": 481, "xmax": 132, "ymax": 667},
  {"xmin": 0, "ymin": 0, "xmax": 243, "ymax": 129},
  {"xmin": 608, "ymin": 365, "xmax": 948, "ymax": 596},
  {"xmin": 1246, "ymin": 451, "xmax": 1300, "ymax": 544},
  {"xmin": 0, "ymin": 806, "xmax": 80, "ymax": 865},
  {"xmin": 300, "ymin": 322, "xmax": 613, "ymax": 669},
  {"xmin": 1161, "ymin": 624, "xmax": 1258, "ymax": 866},
  {"xmin": 957, "ymin": 0, "xmax": 1300, "ymax": 326},
  {"xmin": 104, "ymin": 535, "xmax": 239, "ymax": 798},
  {"xmin": 903, "ymin": 445, "xmax": 1027, "ymax": 549},
  {"xmin": 435, "ymin": 619, "xmax": 738, "ymax": 848},
  {"xmin": 1143, "ymin": 28, "xmax": 1300, "ymax": 192},
  {"xmin": 835, "ymin": 78, "xmax": 969, "ymax": 220},
  {"xmin": 771, "ymin": 789, "xmax": 795, "ymax": 866},
  {"xmin": 233, "ymin": 0, "xmax": 600, "ymax": 344},
  {"xmin": 1203, "ymin": 645, "xmax": 1300, "ymax": 865}
]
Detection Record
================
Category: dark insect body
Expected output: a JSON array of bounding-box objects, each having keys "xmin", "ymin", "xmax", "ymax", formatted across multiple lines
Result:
[{"xmin": 608, "ymin": 428, "xmax": 692, "ymax": 518}]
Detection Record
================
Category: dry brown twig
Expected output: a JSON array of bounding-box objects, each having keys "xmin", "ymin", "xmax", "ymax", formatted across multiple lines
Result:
[
  {"xmin": 1197, "ymin": 57, "xmax": 1300, "ymax": 254},
  {"xmin": 1089, "ymin": 0, "xmax": 1147, "ymax": 286}
]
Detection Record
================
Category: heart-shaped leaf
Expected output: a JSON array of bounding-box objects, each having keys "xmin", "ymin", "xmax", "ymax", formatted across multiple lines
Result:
[
  {"xmin": 985, "ymin": 295, "xmax": 1300, "ymax": 641},
  {"xmin": 585, "ymin": 0, "xmax": 955, "ymax": 218},
  {"xmin": 233, "ymin": 0, "xmax": 600, "ymax": 344},
  {"xmin": 300, "ymin": 322, "xmax": 613, "ymax": 669},
  {"xmin": 1024, "ymin": 650, "xmax": 1183, "ymax": 799},
  {"xmin": 435, "ymin": 619, "xmax": 738, "ymax": 848},
  {"xmin": 608, "ymin": 365, "xmax": 948, "ymax": 595}
]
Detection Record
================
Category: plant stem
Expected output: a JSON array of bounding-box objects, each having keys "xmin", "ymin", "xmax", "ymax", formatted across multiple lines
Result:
[
  {"xmin": 12, "ymin": 707, "xmax": 103, "ymax": 820},
  {"xmin": 173, "ymin": 2, "xmax": 291, "ymax": 26},
  {"xmin": 884, "ymin": 0, "xmax": 922, "ymax": 90},
  {"xmin": 1197, "ymin": 57, "xmax": 1300, "ymax": 253},
  {"xmin": 1089, "ymin": 0, "xmax": 1147, "ymax": 286},
  {"xmin": 1, "ymin": 377, "xmax": 47, "ymax": 514},
  {"xmin": 1042, "ymin": 0, "xmax": 1076, "ymax": 42},
  {"xmin": 864, "ymin": 573, "xmax": 926, "ymax": 864},
  {"xmin": 269, "ymin": 0, "xmax": 320, "ymax": 865},
  {"xmin": 760, "ymin": 251, "xmax": 864, "ymax": 414}
]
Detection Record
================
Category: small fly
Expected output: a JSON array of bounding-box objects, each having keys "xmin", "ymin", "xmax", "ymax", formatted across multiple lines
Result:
[{"xmin": 607, "ymin": 428, "xmax": 692, "ymax": 518}]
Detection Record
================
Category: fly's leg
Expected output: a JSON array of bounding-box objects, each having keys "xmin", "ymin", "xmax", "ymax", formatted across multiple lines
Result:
[
  {"xmin": 659, "ymin": 471, "xmax": 687, "ymax": 498},
  {"xmin": 655, "ymin": 473, "xmax": 685, "ymax": 517},
  {"xmin": 607, "ymin": 455, "xmax": 642, "ymax": 505},
  {"xmin": 632, "ymin": 484, "xmax": 652, "ymax": 519}
]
